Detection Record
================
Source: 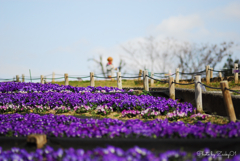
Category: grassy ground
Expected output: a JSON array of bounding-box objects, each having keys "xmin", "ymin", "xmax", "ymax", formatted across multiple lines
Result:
[
  {"xmin": 10, "ymin": 110, "xmax": 229, "ymax": 124},
  {"xmin": 52, "ymin": 79, "xmax": 240, "ymax": 94}
]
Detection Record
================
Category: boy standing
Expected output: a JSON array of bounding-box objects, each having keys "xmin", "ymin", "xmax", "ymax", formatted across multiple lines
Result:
[{"xmin": 106, "ymin": 57, "xmax": 117, "ymax": 79}]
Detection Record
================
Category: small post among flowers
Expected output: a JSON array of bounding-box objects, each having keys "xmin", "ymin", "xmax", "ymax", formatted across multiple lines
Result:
[
  {"xmin": 27, "ymin": 134, "xmax": 47, "ymax": 149},
  {"xmin": 143, "ymin": 70, "xmax": 149, "ymax": 91},
  {"xmin": 22, "ymin": 74, "xmax": 25, "ymax": 82},
  {"xmin": 169, "ymin": 76, "xmax": 175, "ymax": 100},
  {"xmin": 16, "ymin": 75, "xmax": 20, "ymax": 82},
  {"xmin": 175, "ymin": 68, "xmax": 179, "ymax": 83},
  {"xmin": 40, "ymin": 75, "xmax": 44, "ymax": 84},
  {"xmin": 117, "ymin": 72, "xmax": 122, "ymax": 89},
  {"xmin": 220, "ymin": 81, "xmax": 236, "ymax": 122},
  {"xmin": 90, "ymin": 72, "xmax": 94, "ymax": 87},
  {"xmin": 64, "ymin": 73, "xmax": 68, "ymax": 86},
  {"xmin": 194, "ymin": 76, "xmax": 203, "ymax": 113},
  {"xmin": 234, "ymin": 63, "xmax": 238, "ymax": 84},
  {"xmin": 219, "ymin": 72, "xmax": 223, "ymax": 81},
  {"xmin": 206, "ymin": 65, "xmax": 210, "ymax": 84}
]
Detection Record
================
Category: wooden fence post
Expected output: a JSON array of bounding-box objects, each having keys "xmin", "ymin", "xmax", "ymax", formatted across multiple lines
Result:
[
  {"xmin": 90, "ymin": 72, "xmax": 94, "ymax": 87},
  {"xmin": 219, "ymin": 72, "xmax": 223, "ymax": 81},
  {"xmin": 206, "ymin": 65, "xmax": 210, "ymax": 84},
  {"xmin": 169, "ymin": 77, "xmax": 175, "ymax": 100},
  {"xmin": 234, "ymin": 63, "xmax": 238, "ymax": 84},
  {"xmin": 175, "ymin": 68, "xmax": 179, "ymax": 83},
  {"xmin": 52, "ymin": 72, "xmax": 55, "ymax": 83},
  {"xmin": 22, "ymin": 74, "xmax": 25, "ymax": 82},
  {"xmin": 40, "ymin": 75, "xmax": 44, "ymax": 84},
  {"xmin": 194, "ymin": 76, "xmax": 203, "ymax": 113},
  {"xmin": 138, "ymin": 70, "xmax": 142, "ymax": 81},
  {"xmin": 143, "ymin": 70, "xmax": 149, "ymax": 91},
  {"xmin": 16, "ymin": 75, "xmax": 19, "ymax": 82},
  {"xmin": 168, "ymin": 70, "xmax": 171, "ymax": 76},
  {"xmin": 220, "ymin": 81, "xmax": 236, "ymax": 122},
  {"xmin": 64, "ymin": 73, "xmax": 68, "ymax": 85},
  {"xmin": 210, "ymin": 68, "xmax": 213, "ymax": 79},
  {"xmin": 150, "ymin": 72, "xmax": 154, "ymax": 86},
  {"xmin": 117, "ymin": 72, "xmax": 122, "ymax": 89}
]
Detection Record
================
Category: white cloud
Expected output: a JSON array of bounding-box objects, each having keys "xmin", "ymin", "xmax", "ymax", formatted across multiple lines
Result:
[
  {"xmin": 156, "ymin": 14, "xmax": 203, "ymax": 33},
  {"xmin": 209, "ymin": 1, "xmax": 240, "ymax": 20},
  {"xmin": 152, "ymin": 14, "xmax": 209, "ymax": 42},
  {"xmin": 223, "ymin": 2, "xmax": 240, "ymax": 19}
]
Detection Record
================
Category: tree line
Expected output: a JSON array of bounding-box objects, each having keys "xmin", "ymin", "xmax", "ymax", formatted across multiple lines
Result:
[{"xmin": 89, "ymin": 37, "xmax": 238, "ymax": 78}]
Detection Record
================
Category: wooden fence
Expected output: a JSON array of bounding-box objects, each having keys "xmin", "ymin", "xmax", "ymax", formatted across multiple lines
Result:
[{"xmin": 4, "ymin": 64, "xmax": 240, "ymax": 122}]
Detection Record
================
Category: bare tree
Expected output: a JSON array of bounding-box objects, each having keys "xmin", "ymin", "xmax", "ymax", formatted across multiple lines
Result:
[
  {"xmin": 92, "ymin": 37, "xmax": 234, "ymax": 78},
  {"xmin": 121, "ymin": 36, "xmax": 176, "ymax": 73},
  {"xmin": 176, "ymin": 41, "xmax": 234, "ymax": 78},
  {"xmin": 88, "ymin": 55, "xmax": 106, "ymax": 77}
]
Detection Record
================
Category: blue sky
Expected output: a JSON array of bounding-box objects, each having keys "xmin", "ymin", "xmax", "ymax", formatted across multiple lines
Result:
[{"xmin": 1, "ymin": 0, "xmax": 240, "ymax": 81}]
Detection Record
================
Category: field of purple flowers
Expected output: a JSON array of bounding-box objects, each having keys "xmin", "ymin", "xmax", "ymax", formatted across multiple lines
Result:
[
  {"xmin": 1, "ymin": 145, "xmax": 238, "ymax": 161},
  {"xmin": 0, "ymin": 82, "xmax": 198, "ymax": 120},
  {"xmin": 0, "ymin": 113, "xmax": 239, "ymax": 138},
  {"xmin": 0, "ymin": 82, "xmax": 238, "ymax": 160}
]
